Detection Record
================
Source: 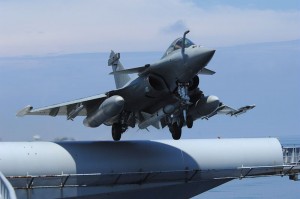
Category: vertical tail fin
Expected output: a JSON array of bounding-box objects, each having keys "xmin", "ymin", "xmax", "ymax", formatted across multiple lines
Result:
[{"xmin": 108, "ymin": 50, "xmax": 131, "ymax": 89}]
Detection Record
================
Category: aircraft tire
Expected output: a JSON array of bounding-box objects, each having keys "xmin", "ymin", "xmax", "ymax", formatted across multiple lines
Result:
[
  {"xmin": 171, "ymin": 123, "xmax": 182, "ymax": 140},
  {"xmin": 179, "ymin": 117, "xmax": 184, "ymax": 128},
  {"xmin": 112, "ymin": 123, "xmax": 122, "ymax": 141},
  {"xmin": 186, "ymin": 116, "xmax": 193, "ymax": 128}
]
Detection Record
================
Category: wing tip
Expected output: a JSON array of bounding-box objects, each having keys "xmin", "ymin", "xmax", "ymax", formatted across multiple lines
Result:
[{"xmin": 16, "ymin": 105, "xmax": 33, "ymax": 117}]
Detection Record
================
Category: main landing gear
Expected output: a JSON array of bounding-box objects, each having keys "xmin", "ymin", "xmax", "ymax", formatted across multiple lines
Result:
[
  {"xmin": 112, "ymin": 123, "xmax": 127, "ymax": 141},
  {"xmin": 186, "ymin": 115, "xmax": 193, "ymax": 128},
  {"xmin": 170, "ymin": 123, "xmax": 182, "ymax": 140}
]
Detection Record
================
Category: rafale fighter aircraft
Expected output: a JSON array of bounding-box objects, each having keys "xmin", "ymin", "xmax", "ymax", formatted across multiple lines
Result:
[{"xmin": 17, "ymin": 31, "xmax": 255, "ymax": 141}]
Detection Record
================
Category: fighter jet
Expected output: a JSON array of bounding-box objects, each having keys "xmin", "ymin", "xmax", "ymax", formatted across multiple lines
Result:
[{"xmin": 17, "ymin": 30, "xmax": 255, "ymax": 141}]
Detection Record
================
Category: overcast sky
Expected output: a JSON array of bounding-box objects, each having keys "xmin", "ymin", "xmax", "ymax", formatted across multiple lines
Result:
[
  {"xmin": 0, "ymin": 0, "xmax": 299, "ymax": 56},
  {"xmin": 0, "ymin": 0, "xmax": 299, "ymax": 142}
]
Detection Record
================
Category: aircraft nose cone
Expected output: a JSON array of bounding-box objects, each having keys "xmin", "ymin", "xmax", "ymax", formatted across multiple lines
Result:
[
  {"xmin": 202, "ymin": 49, "xmax": 216, "ymax": 63},
  {"xmin": 192, "ymin": 48, "xmax": 216, "ymax": 67}
]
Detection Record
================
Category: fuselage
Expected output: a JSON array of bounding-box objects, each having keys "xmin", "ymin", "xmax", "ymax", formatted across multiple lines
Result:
[
  {"xmin": 115, "ymin": 45, "xmax": 215, "ymax": 113},
  {"xmin": 16, "ymin": 32, "xmax": 254, "ymax": 141}
]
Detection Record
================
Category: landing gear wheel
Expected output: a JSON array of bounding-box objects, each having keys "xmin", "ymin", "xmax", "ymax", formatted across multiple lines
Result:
[
  {"xmin": 171, "ymin": 123, "xmax": 182, "ymax": 140},
  {"xmin": 112, "ymin": 123, "xmax": 122, "ymax": 141},
  {"xmin": 179, "ymin": 115, "xmax": 184, "ymax": 128},
  {"xmin": 186, "ymin": 116, "xmax": 193, "ymax": 128}
]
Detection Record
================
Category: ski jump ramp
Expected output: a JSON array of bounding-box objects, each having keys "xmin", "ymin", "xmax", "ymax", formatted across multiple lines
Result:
[{"xmin": 0, "ymin": 138, "xmax": 299, "ymax": 199}]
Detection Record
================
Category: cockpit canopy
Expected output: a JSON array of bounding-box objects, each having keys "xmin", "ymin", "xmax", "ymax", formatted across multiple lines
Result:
[{"xmin": 162, "ymin": 37, "xmax": 195, "ymax": 59}]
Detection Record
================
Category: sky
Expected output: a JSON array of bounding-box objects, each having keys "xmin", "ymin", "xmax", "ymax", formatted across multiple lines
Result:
[
  {"xmin": 1, "ymin": 0, "xmax": 299, "ymax": 139},
  {"xmin": 0, "ymin": 1, "xmax": 299, "ymax": 198},
  {"xmin": 0, "ymin": 0, "xmax": 300, "ymax": 56}
]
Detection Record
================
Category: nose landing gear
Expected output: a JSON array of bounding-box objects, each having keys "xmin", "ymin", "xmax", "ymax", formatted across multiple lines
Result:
[{"xmin": 167, "ymin": 82, "xmax": 195, "ymax": 140}]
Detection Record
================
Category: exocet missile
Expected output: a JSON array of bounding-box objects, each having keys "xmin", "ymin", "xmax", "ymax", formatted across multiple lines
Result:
[{"xmin": 83, "ymin": 95, "xmax": 124, "ymax": 128}]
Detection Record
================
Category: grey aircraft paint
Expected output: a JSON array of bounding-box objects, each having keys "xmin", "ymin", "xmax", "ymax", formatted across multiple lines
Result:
[{"xmin": 16, "ymin": 31, "xmax": 255, "ymax": 141}]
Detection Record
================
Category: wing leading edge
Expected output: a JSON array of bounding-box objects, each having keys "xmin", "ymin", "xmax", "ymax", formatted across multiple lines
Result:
[
  {"xmin": 202, "ymin": 104, "xmax": 256, "ymax": 120},
  {"xmin": 17, "ymin": 94, "xmax": 107, "ymax": 120}
]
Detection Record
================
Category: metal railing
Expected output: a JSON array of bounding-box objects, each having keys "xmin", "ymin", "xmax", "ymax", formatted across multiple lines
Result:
[
  {"xmin": 283, "ymin": 146, "xmax": 300, "ymax": 165},
  {"xmin": 282, "ymin": 146, "xmax": 300, "ymax": 181},
  {"xmin": 0, "ymin": 172, "xmax": 17, "ymax": 199}
]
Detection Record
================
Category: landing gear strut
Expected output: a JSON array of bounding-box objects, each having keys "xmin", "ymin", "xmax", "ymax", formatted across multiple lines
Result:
[
  {"xmin": 177, "ymin": 82, "xmax": 191, "ymax": 123},
  {"xmin": 177, "ymin": 82, "xmax": 191, "ymax": 120},
  {"xmin": 177, "ymin": 82, "xmax": 190, "ymax": 106}
]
